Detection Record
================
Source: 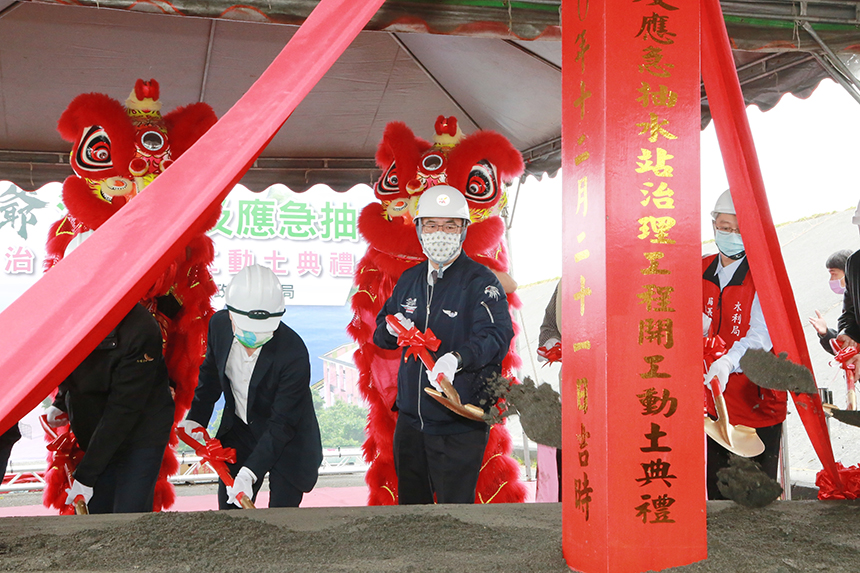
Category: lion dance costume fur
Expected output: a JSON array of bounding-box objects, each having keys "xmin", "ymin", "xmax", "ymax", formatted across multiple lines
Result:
[
  {"xmin": 348, "ymin": 116, "xmax": 527, "ymax": 504},
  {"xmin": 41, "ymin": 79, "xmax": 219, "ymax": 513}
]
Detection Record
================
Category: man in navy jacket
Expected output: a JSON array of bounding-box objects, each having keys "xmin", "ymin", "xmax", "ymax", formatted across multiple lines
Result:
[
  {"xmin": 181, "ymin": 265, "xmax": 322, "ymax": 509},
  {"xmin": 374, "ymin": 186, "xmax": 513, "ymax": 504}
]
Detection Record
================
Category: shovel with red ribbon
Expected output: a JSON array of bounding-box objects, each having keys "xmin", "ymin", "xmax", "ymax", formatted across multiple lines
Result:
[
  {"xmin": 702, "ymin": 336, "xmax": 764, "ymax": 458},
  {"xmin": 831, "ymin": 339, "xmax": 857, "ymax": 410},
  {"xmin": 40, "ymin": 414, "xmax": 88, "ymax": 515},
  {"xmin": 385, "ymin": 314, "xmax": 485, "ymax": 422},
  {"xmin": 175, "ymin": 425, "xmax": 255, "ymax": 509}
]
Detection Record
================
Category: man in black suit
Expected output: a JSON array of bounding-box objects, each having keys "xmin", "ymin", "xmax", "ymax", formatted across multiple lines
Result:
[{"xmin": 179, "ymin": 264, "xmax": 322, "ymax": 509}]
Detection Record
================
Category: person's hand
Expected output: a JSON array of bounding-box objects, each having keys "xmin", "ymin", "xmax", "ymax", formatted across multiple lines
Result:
[
  {"xmin": 427, "ymin": 352, "xmax": 458, "ymax": 392},
  {"xmin": 45, "ymin": 405, "xmax": 69, "ymax": 428},
  {"xmin": 837, "ymin": 333, "xmax": 859, "ymax": 350},
  {"xmin": 65, "ymin": 480, "xmax": 93, "ymax": 506},
  {"xmin": 537, "ymin": 338, "xmax": 560, "ymax": 363},
  {"xmin": 386, "ymin": 312, "xmax": 414, "ymax": 337},
  {"xmin": 808, "ymin": 310, "xmax": 828, "ymax": 336},
  {"xmin": 226, "ymin": 466, "xmax": 256, "ymax": 508},
  {"xmin": 704, "ymin": 355, "xmax": 732, "ymax": 393},
  {"xmin": 176, "ymin": 419, "xmax": 204, "ymax": 436},
  {"xmin": 703, "ymin": 313, "xmax": 712, "ymax": 337}
]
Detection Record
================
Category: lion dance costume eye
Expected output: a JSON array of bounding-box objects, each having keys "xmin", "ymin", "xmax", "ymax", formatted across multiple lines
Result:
[
  {"xmin": 42, "ymin": 79, "xmax": 219, "ymax": 514},
  {"xmin": 348, "ymin": 115, "xmax": 527, "ymax": 505}
]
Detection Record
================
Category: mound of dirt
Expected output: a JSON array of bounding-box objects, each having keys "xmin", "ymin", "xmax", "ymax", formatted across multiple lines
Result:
[{"xmin": 1, "ymin": 501, "xmax": 860, "ymax": 572}]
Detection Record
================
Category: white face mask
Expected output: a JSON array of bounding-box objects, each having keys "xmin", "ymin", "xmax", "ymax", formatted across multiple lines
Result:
[
  {"xmin": 420, "ymin": 230, "xmax": 462, "ymax": 266},
  {"xmin": 714, "ymin": 230, "xmax": 745, "ymax": 260}
]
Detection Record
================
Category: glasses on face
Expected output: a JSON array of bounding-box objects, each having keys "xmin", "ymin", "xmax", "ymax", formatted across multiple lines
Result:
[
  {"xmin": 714, "ymin": 223, "xmax": 741, "ymax": 235},
  {"xmin": 422, "ymin": 221, "xmax": 463, "ymax": 234}
]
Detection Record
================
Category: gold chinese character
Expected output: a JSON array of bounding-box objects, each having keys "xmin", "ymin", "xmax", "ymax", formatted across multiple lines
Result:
[
  {"xmin": 637, "ymin": 284, "xmax": 675, "ymax": 312},
  {"xmin": 577, "ymin": 377, "xmax": 589, "ymax": 413},
  {"xmin": 638, "ymin": 318, "xmax": 674, "ymax": 349},
  {"xmin": 637, "ymin": 216, "xmax": 676, "ymax": 244},
  {"xmin": 574, "ymin": 30, "xmax": 590, "ymax": 73},
  {"xmin": 577, "ymin": 176, "xmax": 588, "ymax": 215},
  {"xmin": 636, "ymin": 12, "xmax": 677, "ymax": 45},
  {"xmin": 574, "ymin": 80, "xmax": 593, "ymax": 120},
  {"xmin": 575, "ymin": 134, "xmax": 590, "ymax": 166},
  {"xmin": 640, "ymin": 182, "xmax": 675, "ymax": 209},
  {"xmin": 637, "ymin": 112, "xmax": 678, "ymax": 143},
  {"xmin": 635, "ymin": 148, "xmax": 674, "ymax": 177},
  {"xmin": 639, "ymin": 46, "xmax": 674, "ymax": 78},
  {"xmin": 636, "ymin": 82, "xmax": 678, "ymax": 108},
  {"xmin": 641, "ymin": 251, "xmax": 671, "ymax": 275},
  {"xmin": 574, "ymin": 275, "xmax": 592, "ymax": 316}
]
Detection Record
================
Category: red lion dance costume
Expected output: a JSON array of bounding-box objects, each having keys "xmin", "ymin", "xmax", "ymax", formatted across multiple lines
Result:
[
  {"xmin": 349, "ymin": 116, "xmax": 527, "ymax": 504},
  {"xmin": 41, "ymin": 79, "xmax": 219, "ymax": 513}
]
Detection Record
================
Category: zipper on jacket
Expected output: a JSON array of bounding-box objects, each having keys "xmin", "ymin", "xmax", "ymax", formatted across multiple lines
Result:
[
  {"xmin": 418, "ymin": 280, "xmax": 435, "ymax": 431},
  {"xmin": 481, "ymin": 301, "xmax": 494, "ymax": 323}
]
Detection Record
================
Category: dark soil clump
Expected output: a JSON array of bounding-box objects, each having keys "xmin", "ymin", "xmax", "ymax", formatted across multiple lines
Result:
[{"xmin": 716, "ymin": 455, "xmax": 783, "ymax": 508}]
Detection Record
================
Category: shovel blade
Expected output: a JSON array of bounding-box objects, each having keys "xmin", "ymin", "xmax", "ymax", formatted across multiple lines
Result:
[{"xmin": 704, "ymin": 418, "xmax": 765, "ymax": 457}]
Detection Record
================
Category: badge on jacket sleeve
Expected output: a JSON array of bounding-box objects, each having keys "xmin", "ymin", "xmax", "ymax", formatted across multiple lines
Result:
[{"xmin": 484, "ymin": 285, "xmax": 500, "ymax": 300}]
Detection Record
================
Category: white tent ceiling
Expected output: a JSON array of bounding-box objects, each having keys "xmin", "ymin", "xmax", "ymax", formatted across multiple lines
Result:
[{"xmin": 1, "ymin": 0, "xmax": 859, "ymax": 191}]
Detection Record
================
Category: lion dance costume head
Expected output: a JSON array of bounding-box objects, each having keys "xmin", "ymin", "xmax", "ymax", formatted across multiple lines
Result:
[
  {"xmin": 349, "ymin": 115, "xmax": 526, "ymax": 504},
  {"xmin": 42, "ymin": 79, "xmax": 219, "ymax": 514}
]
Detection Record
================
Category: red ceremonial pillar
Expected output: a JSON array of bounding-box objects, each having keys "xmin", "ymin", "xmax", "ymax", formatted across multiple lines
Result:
[
  {"xmin": 700, "ymin": 0, "xmax": 843, "ymax": 490},
  {"xmin": 561, "ymin": 1, "xmax": 707, "ymax": 571}
]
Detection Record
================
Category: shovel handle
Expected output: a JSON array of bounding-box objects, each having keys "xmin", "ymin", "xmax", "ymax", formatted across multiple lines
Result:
[
  {"xmin": 709, "ymin": 377, "xmax": 733, "ymax": 448},
  {"xmin": 238, "ymin": 494, "xmax": 256, "ymax": 509},
  {"xmin": 74, "ymin": 497, "xmax": 88, "ymax": 515}
]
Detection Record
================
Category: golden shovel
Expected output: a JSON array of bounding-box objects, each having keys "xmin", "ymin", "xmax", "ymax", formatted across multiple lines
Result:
[
  {"xmin": 704, "ymin": 376, "xmax": 765, "ymax": 458},
  {"xmin": 424, "ymin": 374, "xmax": 486, "ymax": 423}
]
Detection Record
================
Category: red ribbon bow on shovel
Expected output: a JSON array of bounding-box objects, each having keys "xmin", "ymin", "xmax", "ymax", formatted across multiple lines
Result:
[
  {"xmin": 385, "ymin": 315, "xmax": 485, "ymax": 422},
  {"xmin": 40, "ymin": 415, "xmax": 87, "ymax": 514},
  {"xmin": 175, "ymin": 425, "xmax": 255, "ymax": 509}
]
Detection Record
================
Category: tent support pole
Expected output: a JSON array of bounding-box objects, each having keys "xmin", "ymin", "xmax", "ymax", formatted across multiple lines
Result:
[{"xmin": 199, "ymin": 20, "xmax": 217, "ymax": 103}]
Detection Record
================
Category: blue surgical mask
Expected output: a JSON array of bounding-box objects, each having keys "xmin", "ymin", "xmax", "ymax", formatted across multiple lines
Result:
[
  {"xmin": 830, "ymin": 279, "xmax": 847, "ymax": 295},
  {"xmin": 714, "ymin": 230, "xmax": 745, "ymax": 260},
  {"xmin": 233, "ymin": 325, "xmax": 274, "ymax": 349}
]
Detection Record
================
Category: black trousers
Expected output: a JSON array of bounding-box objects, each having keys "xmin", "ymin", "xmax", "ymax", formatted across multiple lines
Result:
[
  {"xmin": 218, "ymin": 419, "xmax": 303, "ymax": 509},
  {"xmin": 706, "ymin": 422, "xmax": 783, "ymax": 500},
  {"xmin": 0, "ymin": 424, "xmax": 21, "ymax": 479},
  {"xmin": 393, "ymin": 416, "xmax": 489, "ymax": 505},
  {"xmin": 88, "ymin": 446, "xmax": 166, "ymax": 514}
]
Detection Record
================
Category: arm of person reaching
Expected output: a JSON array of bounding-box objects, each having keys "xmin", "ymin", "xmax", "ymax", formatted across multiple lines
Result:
[
  {"xmin": 373, "ymin": 282, "xmax": 407, "ymax": 351},
  {"xmin": 185, "ymin": 314, "xmax": 227, "ymax": 427},
  {"xmin": 72, "ymin": 315, "xmax": 167, "ymax": 487},
  {"xmin": 449, "ymin": 274, "xmax": 514, "ymax": 396},
  {"xmin": 242, "ymin": 339, "xmax": 313, "ymax": 481}
]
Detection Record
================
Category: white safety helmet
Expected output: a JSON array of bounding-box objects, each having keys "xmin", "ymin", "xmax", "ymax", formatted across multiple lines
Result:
[
  {"xmin": 225, "ymin": 264, "xmax": 285, "ymax": 331},
  {"xmin": 710, "ymin": 189, "xmax": 735, "ymax": 220},
  {"xmin": 415, "ymin": 185, "xmax": 471, "ymax": 223}
]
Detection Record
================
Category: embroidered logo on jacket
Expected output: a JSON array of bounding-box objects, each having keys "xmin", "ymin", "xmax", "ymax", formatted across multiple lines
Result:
[
  {"xmin": 442, "ymin": 309, "xmax": 458, "ymax": 318},
  {"xmin": 401, "ymin": 297, "xmax": 418, "ymax": 314},
  {"xmin": 484, "ymin": 285, "xmax": 500, "ymax": 300}
]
